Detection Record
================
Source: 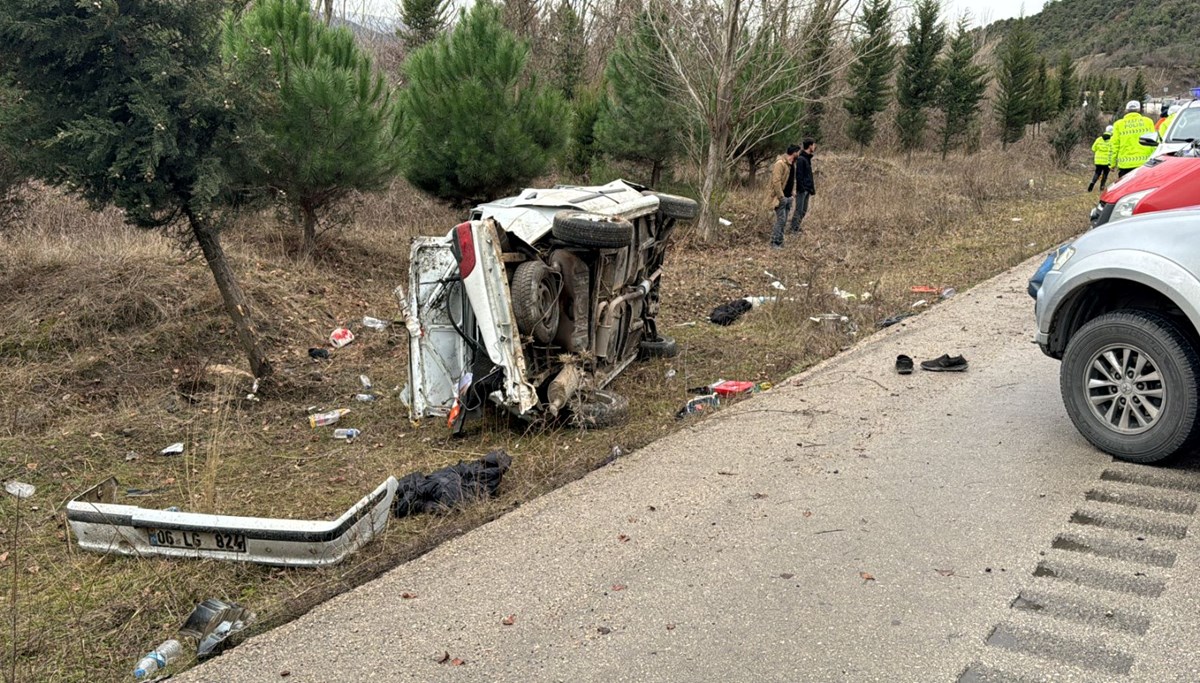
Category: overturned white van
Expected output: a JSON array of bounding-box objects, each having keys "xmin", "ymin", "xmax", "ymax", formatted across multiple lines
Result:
[{"xmin": 399, "ymin": 180, "xmax": 697, "ymax": 432}]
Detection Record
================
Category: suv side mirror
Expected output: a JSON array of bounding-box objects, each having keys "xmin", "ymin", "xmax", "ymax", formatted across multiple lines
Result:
[{"xmin": 1139, "ymin": 132, "xmax": 1160, "ymax": 147}]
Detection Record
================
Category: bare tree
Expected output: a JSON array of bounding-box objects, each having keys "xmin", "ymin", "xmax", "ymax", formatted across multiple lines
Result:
[{"xmin": 645, "ymin": 0, "xmax": 855, "ymax": 239}]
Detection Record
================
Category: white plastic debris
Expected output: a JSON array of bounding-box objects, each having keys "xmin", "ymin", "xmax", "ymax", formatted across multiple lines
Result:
[
  {"xmin": 160, "ymin": 442, "xmax": 185, "ymax": 456},
  {"xmin": 329, "ymin": 327, "xmax": 355, "ymax": 348},
  {"xmin": 771, "ymin": 281, "xmax": 787, "ymax": 291},
  {"xmin": 1011, "ymin": 217, "xmax": 1023, "ymax": 222},
  {"xmin": 359, "ymin": 374, "xmax": 373, "ymax": 390},
  {"xmin": 833, "ymin": 287, "xmax": 857, "ymax": 300},
  {"xmin": 665, "ymin": 368, "xmax": 677, "ymax": 380},
  {"xmin": 718, "ymin": 218, "xmax": 732, "ymax": 227},
  {"xmin": 362, "ymin": 316, "xmax": 389, "ymax": 330},
  {"xmin": 5, "ymin": 481, "xmax": 35, "ymax": 499},
  {"xmin": 861, "ymin": 292, "xmax": 873, "ymax": 301},
  {"xmin": 912, "ymin": 299, "xmax": 929, "ymax": 308}
]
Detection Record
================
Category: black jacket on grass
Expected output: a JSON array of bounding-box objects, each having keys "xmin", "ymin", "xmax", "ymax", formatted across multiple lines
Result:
[{"xmin": 794, "ymin": 151, "xmax": 816, "ymax": 196}]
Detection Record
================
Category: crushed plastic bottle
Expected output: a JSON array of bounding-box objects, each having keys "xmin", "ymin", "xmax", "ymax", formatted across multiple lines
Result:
[
  {"xmin": 361, "ymin": 316, "xmax": 390, "ymax": 330},
  {"xmin": 359, "ymin": 374, "xmax": 373, "ymax": 390},
  {"xmin": 333, "ymin": 428, "xmax": 361, "ymax": 440},
  {"xmin": 354, "ymin": 393, "xmax": 377, "ymax": 402},
  {"xmin": 940, "ymin": 287, "xmax": 957, "ymax": 299},
  {"xmin": 308, "ymin": 408, "xmax": 350, "ymax": 428},
  {"xmin": 133, "ymin": 638, "xmax": 183, "ymax": 679}
]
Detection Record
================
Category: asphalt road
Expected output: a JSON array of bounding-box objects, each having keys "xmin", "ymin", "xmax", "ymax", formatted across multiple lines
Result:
[{"xmin": 178, "ymin": 259, "xmax": 1200, "ymax": 682}]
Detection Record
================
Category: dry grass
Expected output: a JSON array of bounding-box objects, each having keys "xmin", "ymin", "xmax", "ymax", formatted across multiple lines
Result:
[{"xmin": 0, "ymin": 140, "xmax": 1094, "ymax": 682}]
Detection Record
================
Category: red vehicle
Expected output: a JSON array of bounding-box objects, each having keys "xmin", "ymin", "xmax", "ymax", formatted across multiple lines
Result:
[{"xmin": 1091, "ymin": 154, "xmax": 1200, "ymax": 227}]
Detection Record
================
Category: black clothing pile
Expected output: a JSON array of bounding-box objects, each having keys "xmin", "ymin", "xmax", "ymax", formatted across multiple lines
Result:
[
  {"xmin": 392, "ymin": 450, "xmax": 513, "ymax": 518},
  {"xmin": 709, "ymin": 298, "xmax": 754, "ymax": 326}
]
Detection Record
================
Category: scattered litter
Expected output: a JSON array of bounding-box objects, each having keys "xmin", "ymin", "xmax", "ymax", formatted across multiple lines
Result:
[
  {"xmin": 333, "ymin": 428, "xmax": 361, "ymax": 440},
  {"xmin": 1026, "ymin": 242, "xmax": 1037, "ymax": 248},
  {"xmin": 309, "ymin": 408, "xmax": 350, "ymax": 428},
  {"xmin": 712, "ymin": 380, "xmax": 756, "ymax": 397},
  {"xmin": 160, "ymin": 442, "xmax": 185, "ymax": 456},
  {"xmin": 771, "ymin": 281, "xmax": 787, "ymax": 291},
  {"xmin": 354, "ymin": 394, "xmax": 377, "ymax": 403},
  {"xmin": 245, "ymin": 378, "xmax": 260, "ymax": 402},
  {"xmin": 718, "ymin": 218, "xmax": 732, "ymax": 227},
  {"xmin": 329, "ymin": 327, "xmax": 355, "ymax": 348},
  {"xmin": 909, "ymin": 285, "xmax": 941, "ymax": 294},
  {"xmin": 710, "ymin": 299, "xmax": 753, "ymax": 326},
  {"xmin": 180, "ymin": 598, "xmax": 256, "ymax": 659},
  {"xmin": 877, "ymin": 313, "xmax": 916, "ymax": 328},
  {"xmin": 1011, "ymin": 217, "xmax": 1023, "ymax": 222},
  {"xmin": 308, "ymin": 347, "xmax": 330, "ymax": 360},
  {"xmin": 361, "ymin": 316, "xmax": 390, "ymax": 331},
  {"xmin": 665, "ymin": 368, "xmax": 676, "ymax": 380},
  {"xmin": 133, "ymin": 638, "xmax": 183, "ymax": 679},
  {"xmin": 359, "ymin": 374, "xmax": 373, "ymax": 390},
  {"xmin": 5, "ymin": 481, "xmax": 35, "ymax": 499},
  {"xmin": 911, "ymin": 299, "xmax": 928, "ymax": 308},
  {"xmin": 392, "ymin": 450, "xmax": 512, "ymax": 518},
  {"xmin": 745, "ymin": 296, "xmax": 777, "ymax": 307},
  {"xmin": 764, "ymin": 270, "xmax": 781, "ymax": 281},
  {"xmin": 676, "ymin": 393, "xmax": 719, "ymax": 419},
  {"xmin": 941, "ymin": 287, "xmax": 957, "ymax": 299},
  {"xmin": 125, "ymin": 451, "xmax": 140, "ymax": 462},
  {"xmin": 862, "ymin": 292, "xmax": 873, "ymax": 301},
  {"xmin": 809, "ymin": 313, "xmax": 848, "ymax": 325},
  {"xmin": 68, "ymin": 476, "xmax": 398, "ymax": 566},
  {"xmin": 833, "ymin": 286, "xmax": 857, "ymax": 300}
]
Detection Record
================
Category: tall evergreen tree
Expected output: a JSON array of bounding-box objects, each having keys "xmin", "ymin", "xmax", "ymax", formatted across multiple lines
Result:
[
  {"xmin": 224, "ymin": 0, "xmax": 405, "ymax": 256},
  {"xmin": 994, "ymin": 18, "xmax": 1038, "ymax": 148},
  {"xmin": 798, "ymin": 0, "xmax": 837, "ymax": 143},
  {"xmin": 1131, "ymin": 70, "xmax": 1148, "ymax": 104},
  {"xmin": 402, "ymin": 1, "xmax": 567, "ymax": 204},
  {"xmin": 935, "ymin": 18, "xmax": 988, "ymax": 159},
  {"xmin": 594, "ymin": 13, "xmax": 682, "ymax": 187},
  {"xmin": 0, "ymin": 0, "xmax": 273, "ymax": 377},
  {"xmin": 1056, "ymin": 52, "xmax": 1076, "ymax": 112},
  {"xmin": 545, "ymin": 0, "xmax": 586, "ymax": 100},
  {"xmin": 1029, "ymin": 56, "xmax": 1050, "ymax": 134},
  {"xmin": 733, "ymin": 30, "xmax": 804, "ymax": 184},
  {"xmin": 566, "ymin": 87, "xmax": 603, "ymax": 177},
  {"xmin": 399, "ymin": 0, "xmax": 451, "ymax": 50},
  {"xmin": 844, "ymin": 0, "xmax": 895, "ymax": 151},
  {"xmin": 895, "ymin": 0, "xmax": 946, "ymax": 154}
]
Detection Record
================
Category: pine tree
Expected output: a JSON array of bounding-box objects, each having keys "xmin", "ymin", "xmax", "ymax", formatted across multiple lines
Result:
[
  {"xmin": 402, "ymin": 1, "xmax": 568, "ymax": 204},
  {"xmin": 0, "ymin": 0, "xmax": 273, "ymax": 377},
  {"xmin": 566, "ymin": 87, "xmax": 602, "ymax": 177},
  {"xmin": 994, "ymin": 18, "xmax": 1038, "ymax": 148},
  {"xmin": 225, "ymin": 0, "xmax": 405, "ymax": 256},
  {"xmin": 1131, "ymin": 70, "xmax": 1148, "ymax": 104},
  {"xmin": 1029, "ymin": 57, "xmax": 1050, "ymax": 134},
  {"xmin": 594, "ymin": 13, "xmax": 682, "ymax": 187},
  {"xmin": 894, "ymin": 0, "xmax": 946, "ymax": 154},
  {"xmin": 545, "ymin": 0, "xmax": 586, "ymax": 100},
  {"xmin": 934, "ymin": 18, "xmax": 988, "ymax": 159},
  {"xmin": 798, "ymin": 0, "xmax": 837, "ymax": 143},
  {"xmin": 399, "ymin": 0, "xmax": 451, "ymax": 50},
  {"xmin": 1056, "ymin": 52, "xmax": 1076, "ymax": 112},
  {"xmin": 844, "ymin": 0, "xmax": 896, "ymax": 151},
  {"xmin": 733, "ymin": 31, "xmax": 804, "ymax": 184}
]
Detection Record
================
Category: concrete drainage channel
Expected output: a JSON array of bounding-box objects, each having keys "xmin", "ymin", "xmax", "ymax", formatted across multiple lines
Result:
[{"xmin": 959, "ymin": 462, "xmax": 1200, "ymax": 682}]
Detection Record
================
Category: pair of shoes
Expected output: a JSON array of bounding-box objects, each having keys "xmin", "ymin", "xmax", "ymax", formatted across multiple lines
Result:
[{"xmin": 920, "ymin": 354, "xmax": 968, "ymax": 372}]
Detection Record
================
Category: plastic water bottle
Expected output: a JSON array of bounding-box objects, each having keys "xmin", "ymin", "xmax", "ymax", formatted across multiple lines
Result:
[
  {"xmin": 333, "ymin": 428, "xmax": 361, "ymax": 440},
  {"xmin": 133, "ymin": 639, "xmax": 183, "ymax": 678}
]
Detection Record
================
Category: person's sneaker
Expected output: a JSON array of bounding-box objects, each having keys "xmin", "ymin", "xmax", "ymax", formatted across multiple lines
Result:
[
  {"xmin": 920, "ymin": 354, "xmax": 969, "ymax": 372},
  {"xmin": 895, "ymin": 354, "xmax": 914, "ymax": 375}
]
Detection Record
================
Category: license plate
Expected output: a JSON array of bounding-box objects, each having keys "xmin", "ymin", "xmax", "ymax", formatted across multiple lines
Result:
[{"xmin": 146, "ymin": 528, "xmax": 247, "ymax": 553}]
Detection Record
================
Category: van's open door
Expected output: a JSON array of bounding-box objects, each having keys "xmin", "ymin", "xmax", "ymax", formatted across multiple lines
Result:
[{"xmin": 403, "ymin": 237, "xmax": 472, "ymax": 419}]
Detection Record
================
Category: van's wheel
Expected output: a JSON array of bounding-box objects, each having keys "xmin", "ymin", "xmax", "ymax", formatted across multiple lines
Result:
[
  {"xmin": 571, "ymin": 389, "xmax": 630, "ymax": 428},
  {"xmin": 639, "ymin": 333, "xmax": 678, "ymax": 359},
  {"xmin": 1060, "ymin": 309, "xmax": 1200, "ymax": 463},
  {"xmin": 512, "ymin": 261, "xmax": 560, "ymax": 344},
  {"xmin": 643, "ymin": 191, "xmax": 699, "ymax": 220},
  {"xmin": 552, "ymin": 211, "xmax": 634, "ymax": 249}
]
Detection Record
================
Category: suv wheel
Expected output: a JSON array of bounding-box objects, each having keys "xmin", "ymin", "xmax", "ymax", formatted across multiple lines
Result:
[
  {"xmin": 1061, "ymin": 309, "xmax": 1200, "ymax": 463},
  {"xmin": 551, "ymin": 211, "xmax": 634, "ymax": 249},
  {"xmin": 511, "ymin": 261, "xmax": 560, "ymax": 344}
]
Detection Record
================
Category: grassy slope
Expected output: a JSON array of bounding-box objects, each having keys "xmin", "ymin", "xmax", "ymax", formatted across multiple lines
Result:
[{"xmin": 0, "ymin": 142, "xmax": 1093, "ymax": 681}]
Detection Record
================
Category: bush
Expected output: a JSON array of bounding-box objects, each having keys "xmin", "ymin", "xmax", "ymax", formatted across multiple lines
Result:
[{"xmin": 1048, "ymin": 110, "xmax": 1084, "ymax": 168}]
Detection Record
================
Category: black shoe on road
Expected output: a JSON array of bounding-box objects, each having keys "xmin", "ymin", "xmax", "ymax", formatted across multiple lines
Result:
[
  {"xmin": 896, "ymin": 355, "xmax": 914, "ymax": 375},
  {"xmin": 920, "ymin": 354, "xmax": 969, "ymax": 372}
]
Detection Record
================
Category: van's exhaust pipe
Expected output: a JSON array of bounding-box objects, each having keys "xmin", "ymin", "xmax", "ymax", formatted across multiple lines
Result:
[{"xmin": 546, "ymin": 363, "xmax": 581, "ymax": 418}]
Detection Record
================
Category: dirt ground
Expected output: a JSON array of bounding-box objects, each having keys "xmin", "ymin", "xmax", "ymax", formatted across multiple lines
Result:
[{"xmin": 0, "ymin": 143, "xmax": 1094, "ymax": 681}]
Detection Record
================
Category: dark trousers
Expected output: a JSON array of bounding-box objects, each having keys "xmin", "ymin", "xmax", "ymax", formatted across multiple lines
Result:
[
  {"xmin": 1118, "ymin": 167, "xmax": 1135, "ymax": 179},
  {"xmin": 790, "ymin": 192, "xmax": 810, "ymax": 233},
  {"xmin": 1088, "ymin": 165, "xmax": 1110, "ymax": 191},
  {"xmin": 770, "ymin": 196, "xmax": 793, "ymax": 246}
]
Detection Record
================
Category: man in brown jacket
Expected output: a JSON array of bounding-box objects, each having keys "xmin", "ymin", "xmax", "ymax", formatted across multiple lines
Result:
[{"xmin": 767, "ymin": 144, "xmax": 801, "ymax": 249}]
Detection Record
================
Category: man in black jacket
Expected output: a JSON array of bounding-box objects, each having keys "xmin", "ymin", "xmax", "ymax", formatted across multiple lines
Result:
[{"xmin": 788, "ymin": 138, "xmax": 816, "ymax": 236}]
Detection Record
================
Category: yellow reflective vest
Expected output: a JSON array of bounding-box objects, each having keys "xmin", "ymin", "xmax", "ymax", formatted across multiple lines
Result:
[
  {"xmin": 1160, "ymin": 113, "xmax": 1178, "ymax": 139},
  {"xmin": 1112, "ymin": 112, "xmax": 1158, "ymax": 170},
  {"xmin": 1092, "ymin": 135, "xmax": 1115, "ymax": 167}
]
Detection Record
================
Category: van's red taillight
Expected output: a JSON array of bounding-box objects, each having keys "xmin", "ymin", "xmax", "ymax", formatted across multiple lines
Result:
[{"xmin": 453, "ymin": 222, "xmax": 476, "ymax": 278}]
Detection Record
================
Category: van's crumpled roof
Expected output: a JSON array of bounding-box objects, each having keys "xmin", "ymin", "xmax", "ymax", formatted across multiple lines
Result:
[{"xmin": 471, "ymin": 179, "xmax": 659, "ymax": 246}]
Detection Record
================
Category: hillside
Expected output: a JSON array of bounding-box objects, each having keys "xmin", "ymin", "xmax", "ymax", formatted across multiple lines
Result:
[{"xmin": 986, "ymin": 0, "xmax": 1200, "ymax": 77}]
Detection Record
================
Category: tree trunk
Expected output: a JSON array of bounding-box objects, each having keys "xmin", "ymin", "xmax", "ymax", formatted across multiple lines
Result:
[
  {"xmin": 323, "ymin": 0, "xmax": 333, "ymax": 25},
  {"xmin": 650, "ymin": 160, "xmax": 663, "ymax": 188},
  {"xmin": 190, "ymin": 215, "xmax": 274, "ymax": 379},
  {"xmin": 696, "ymin": 0, "xmax": 739, "ymax": 242},
  {"xmin": 746, "ymin": 153, "xmax": 758, "ymax": 186},
  {"xmin": 301, "ymin": 203, "xmax": 318, "ymax": 258}
]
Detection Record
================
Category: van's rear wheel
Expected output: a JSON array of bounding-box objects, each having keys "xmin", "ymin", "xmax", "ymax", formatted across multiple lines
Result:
[
  {"xmin": 571, "ymin": 389, "xmax": 630, "ymax": 428},
  {"xmin": 643, "ymin": 191, "xmax": 699, "ymax": 220},
  {"xmin": 512, "ymin": 261, "xmax": 560, "ymax": 344}
]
